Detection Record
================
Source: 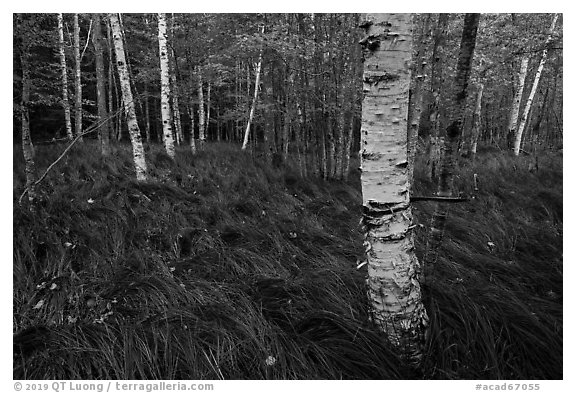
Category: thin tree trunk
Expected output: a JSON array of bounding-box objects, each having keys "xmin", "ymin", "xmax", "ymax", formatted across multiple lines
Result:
[
  {"xmin": 143, "ymin": 82, "xmax": 151, "ymax": 143},
  {"xmin": 343, "ymin": 22, "xmax": 362, "ymax": 181},
  {"xmin": 206, "ymin": 82, "xmax": 211, "ymax": 141},
  {"xmin": 427, "ymin": 13, "xmax": 449, "ymax": 180},
  {"xmin": 157, "ymin": 13, "xmax": 176, "ymax": 159},
  {"xmin": 241, "ymin": 25, "xmax": 265, "ymax": 150},
  {"xmin": 326, "ymin": 115, "xmax": 335, "ymax": 178},
  {"xmin": 73, "ymin": 14, "xmax": 83, "ymax": 141},
  {"xmin": 92, "ymin": 14, "xmax": 110, "ymax": 156},
  {"xmin": 197, "ymin": 67, "xmax": 205, "ymax": 148},
  {"xmin": 470, "ymin": 83, "xmax": 484, "ymax": 155},
  {"xmin": 106, "ymin": 19, "xmax": 117, "ymax": 141},
  {"xmin": 169, "ymin": 13, "xmax": 183, "ymax": 146},
  {"xmin": 57, "ymin": 13, "xmax": 73, "ymax": 141},
  {"xmin": 283, "ymin": 70, "xmax": 292, "ymax": 160},
  {"xmin": 109, "ymin": 13, "xmax": 147, "ymax": 181},
  {"xmin": 507, "ymin": 56, "xmax": 529, "ymax": 148},
  {"xmin": 360, "ymin": 13, "xmax": 428, "ymax": 364},
  {"xmin": 514, "ymin": 14, "xmax": 558, "ymax": 156},
  {"xmin": 425, "ymin": 13, "xmax": 480, "ymax": 275},
  {"xmin": 407, "ymin": 13, "xmax": 429, "ymax": 185},
  {"xmin": 19, "ymin": 16, "xmax": 37, "ymax": 205},
  {"xmin": 188, "ymin": 104, "xmax": 196, "ymax": 152}
]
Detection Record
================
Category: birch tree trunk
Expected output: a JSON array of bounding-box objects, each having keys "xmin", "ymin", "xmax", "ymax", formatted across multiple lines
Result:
[
  {"xmin": 106, "ymin": 20, "xmax": 117, "ymax": 140},
  {"xmin": 57, "ymin": 13, "xmax": 73, "ymax": 141},
  {"xmin": 109, "ymin": 13, "xmax": 147, "ymax": 181},
  {"xmin": 470, "ymin": 83, "xmax": 484, "ymax": 155},
  {"xmin": 507, "ymin": 56, "xmax": 529, "ymax": 148},
  {"xmin": 169, "ymin": 14, "xmax": 184, "ymax": 146},
  {"xmin": 73, "ymin": 14, "xmax": 83, "ymax": 141},
  {"xmin": 19, "ymin": 17, "xmax": 37, "ymax": 205},
  {"xmin": 189, "ymin": 103, "xmax": 196, "ymax": 152},
  {"xmin": 359, "ymin": 13, "xmax": 428, "ymax": 364},
  {"xmin": 197, "ymin": 67, "xmax": 206, "ymax": 148},
  {"xmin": 514, "ymin": 13, "xmax": 559, "ymax": 156},
  {"xmin": 425, "ymin": 13, "xmax": 480, "ymax": 274},
  {"xmin": 92, "ymin": 14, "xmax": 110, "ymax": 156},
  {"xmin": 241, "ymin": 25, "xmax": 265, "ymax": 150},
  {"xmin": 206, "ymin": 82, "xmax": 211, "ymax": 141},
  {"xmin": 157, "ymin": 13, "xmax": 176, "ymax": 159}
]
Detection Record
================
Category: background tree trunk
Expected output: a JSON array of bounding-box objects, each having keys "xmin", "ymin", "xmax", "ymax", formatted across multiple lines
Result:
[
  {"xmin": 514, "ymin": 14, "xmax": 558, "ymax": 156},
  {"xmin": 470, "ymin": 83, "xmax": 484, "ymax": 155},
  {"xmin": 157, "ymin": 13, "xmax": 176, "ymax": 159},
  {"xmin": 427, "ymin": 13, "xmax": 449, "ymax": 181},
  {"xmin": 109, "ymin": 13, "xmax": 147, "ymax": 181},
  {"xmin": 18, "ymin": 16, "xmax": 37, "ymax": 205},
  {"xmin": 92, "ymin": 14, "xmax": 110, "ymax": 156},
  {"xmin": 73, "ymin": 14, "xmax": 83, "ymax": 141},
  {"xmin": 507, "ymin": 56, "xmax": 529, "ymax": 148},
  {"xmin": 241, "ymin": 25, "xmax": 265, "ymax": 151},
  {"xmin": 425, "ymin": 13, "xmax": 480, "ymax": 275},
  {"xmin": 57, "ymin": 13, "xmax": 73, "ymax": 141},
  {"xmin": 197, "ymin": 67, "xmax": 206, "ymax": 148}
]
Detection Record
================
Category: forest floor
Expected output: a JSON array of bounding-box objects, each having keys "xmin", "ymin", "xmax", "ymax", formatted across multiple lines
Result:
[{"xmin": 13, "ymin": 142, "xmax": 562, "ymax": 379}]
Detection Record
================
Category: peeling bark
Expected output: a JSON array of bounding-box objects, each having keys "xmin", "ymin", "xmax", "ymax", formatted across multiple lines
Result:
[
  {"xmin": 109, "ymin": 13, "xmax": 147, "ymax": 181},
  {"xmin": 360, "ymin": 13, "xmax": 428, "ymax": 365},
  {"xmin": 157, "ymin": 13, "xmax": 176, "ymax": 159}
]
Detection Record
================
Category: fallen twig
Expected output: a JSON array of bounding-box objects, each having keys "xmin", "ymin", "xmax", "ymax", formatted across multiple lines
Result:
[
  {"xmin": 411, "ymin": 195, "xmax": 469, "ymax": 203},
  {"xmin": 18, "ymin": 109, "xmax": 122, "ymax": 206}
]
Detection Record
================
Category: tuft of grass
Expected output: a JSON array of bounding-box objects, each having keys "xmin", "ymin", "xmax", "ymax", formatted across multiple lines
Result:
[{"xmin": 13, "ymin": 142, "xmax": 562, "ymax": 379}]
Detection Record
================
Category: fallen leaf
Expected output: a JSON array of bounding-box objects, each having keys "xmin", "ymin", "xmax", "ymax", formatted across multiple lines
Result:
[{"xmin": 33, "ymin": 300, "xmax": 45, "ymax": 310}]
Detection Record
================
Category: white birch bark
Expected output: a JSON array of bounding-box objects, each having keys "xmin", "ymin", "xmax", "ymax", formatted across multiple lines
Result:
[
  {"xmin": 360, "ymin": 13, "xmax": 428, "ymax": 363},
  {"xmin": 508, "ymin": 56, "xmax": 529, "ymax": 147},
  {"xmin": 197, "ymin": 67, "xmax": 205, "ymax": 147},
  {"xmin": 57, "ymin": 13, "xmax": 73, "ymax": 141},
  {"xmin": 109, "ymin": 13, "xmax": 147, "ymax": 181},
  {"xmin": 157, "ymin": 13, "xmax": 176, "ymax": 159},
  {"xmin": 241, "ymin": 25, "xmax": 265, "ymax": 150},
  {"xmin": 514, "ymin": 14, "xmax": 559, "ymax": 156},
  {"xmin": 189, "ymin": 103, "xmax": 196, "ymax": 152},
  {"xmin": 73, "ymin": 14, "xmax": 83, "ymax": 140},
  {"xmin": 206, "ymin": 82, "xmax": 211, "ymax": 140},
  {"xmin": 471, "ymin": 83, "xmax": 484, "ymax": 154}
]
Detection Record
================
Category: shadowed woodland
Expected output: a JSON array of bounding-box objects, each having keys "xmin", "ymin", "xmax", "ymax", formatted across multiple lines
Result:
[{"xmin": 13, "ymin": 13, "xmax": 562, "ymax": 379}]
